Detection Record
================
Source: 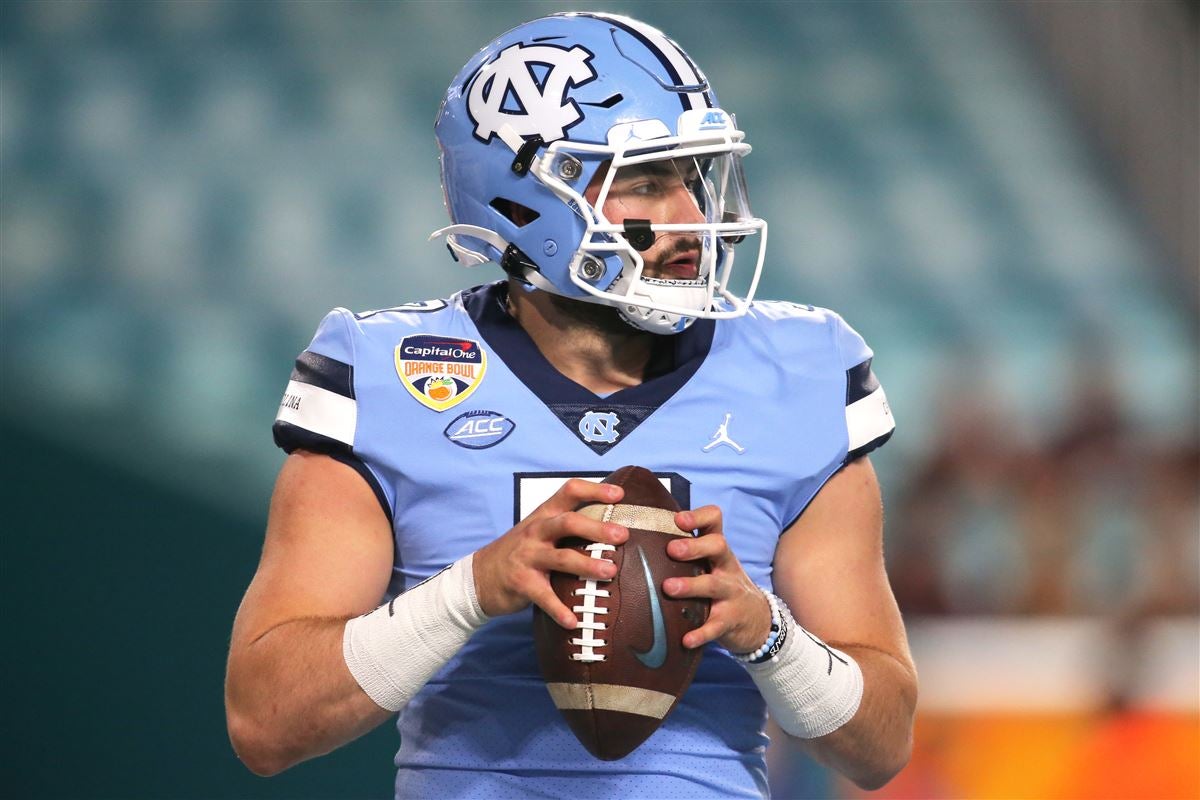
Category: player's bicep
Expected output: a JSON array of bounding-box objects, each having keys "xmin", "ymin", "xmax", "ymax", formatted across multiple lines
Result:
[
  {"xmin": 774, "ymin": 458, "xmax": 910, "ymax": 661},
  {"xmin": 231, "ymin": 450, "xmax": 394, "ymax": 649}
]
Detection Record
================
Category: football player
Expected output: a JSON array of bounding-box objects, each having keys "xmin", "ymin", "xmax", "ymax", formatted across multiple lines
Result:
[{"xmin": 225, "ymin": 12, "xmax": 916, "ymax": 798}]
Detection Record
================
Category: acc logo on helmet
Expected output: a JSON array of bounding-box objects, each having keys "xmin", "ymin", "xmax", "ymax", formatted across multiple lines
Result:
[{"xmin": 468, "ymin": 43, "xmax": 597, "ymax": 144}]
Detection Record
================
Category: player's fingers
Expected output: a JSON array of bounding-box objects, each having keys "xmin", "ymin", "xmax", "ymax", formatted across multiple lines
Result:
[
  {"xmin": 527, "ymin": 581, "xmax": 578, "ymax": 630},
  {"xmin": 661, "ymin": 572, "xmax": 730, "ymax": 600},
  {"xmin": 680, "ymin": 616, "xmax": 728, "ymax": 649},
  {"xmin": 543, "ymin": 510, "xmax": 628, "ymax": 545},
  {"xmin": 537, "ymin": 478, "xmax": 624, "ymax": 517},
  {"xmin": 666, "ymin": 531, "xmax": 731, "ymax": 564},
  {"xmin": 677, "ymin": 504, "xmax": 723, "ymax": 532},
  {"xmin": 674, "ymin": 505, "xmax": 723, "ymax": 536},
  {"xmin": 541, "ymin": 546, "xmax": 618, "ymax": 582}
]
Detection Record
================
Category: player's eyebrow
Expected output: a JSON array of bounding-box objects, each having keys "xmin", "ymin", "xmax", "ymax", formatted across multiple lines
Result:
[
  {"xmin": 615, "ymin": 162, "xmax": 675, "ymax": 179},
  {"xmin": 616, "ymin": 160, "xmax": 697, "ymax": 181}
]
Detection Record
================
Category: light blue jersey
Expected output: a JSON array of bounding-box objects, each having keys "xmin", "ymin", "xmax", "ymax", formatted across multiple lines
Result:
[{"xmin": 274, "ymin": 281, "xmax": 894, "ymax": 799}]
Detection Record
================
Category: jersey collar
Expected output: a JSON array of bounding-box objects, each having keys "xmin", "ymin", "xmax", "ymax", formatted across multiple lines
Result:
[{"xmin": 462, "ymin": 281, "xmax": 715, "ymax": 454}]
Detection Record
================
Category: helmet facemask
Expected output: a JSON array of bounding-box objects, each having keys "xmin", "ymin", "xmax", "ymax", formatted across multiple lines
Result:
[
  {"xmin": 431, "ymin": 13, "xmax": 768, "ymax": 335},
  {"xmin": 530, "ymin": 113, "xmax": 767, "ymax": 334}
]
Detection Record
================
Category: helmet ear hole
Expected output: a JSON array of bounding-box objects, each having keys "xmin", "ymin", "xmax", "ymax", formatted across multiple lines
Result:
[{"xmin": 489, "ymin": 198, "xmax": 541, "ymax": 227}]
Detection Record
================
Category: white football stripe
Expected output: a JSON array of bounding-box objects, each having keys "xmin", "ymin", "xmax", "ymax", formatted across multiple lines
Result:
[
  {"xmin": 846, "ymin": 386, "xmax": 894, "ymax": 452},
  {"xmin": 546, "ymin": 682, "xmax": 676, "ymax": 719},
  {"xmin": 577, "ymin": 503, "xmax": 688, "ymax": 536},
  {"xmin": 515, "ymin": 475, "xmax": 673, "ymax": 522},
  {"xmin": 275, "ymin": 380, "xmax": 357, "ymax": 446}
]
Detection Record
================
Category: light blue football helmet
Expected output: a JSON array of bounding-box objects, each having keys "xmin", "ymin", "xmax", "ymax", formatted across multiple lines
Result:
[{"xmin": 433, "ymin": 12, "xmax": 767, "ymax": 334}]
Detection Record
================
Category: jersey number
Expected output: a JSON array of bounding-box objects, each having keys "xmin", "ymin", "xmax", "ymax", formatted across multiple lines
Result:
[{"xmin": 512, "ymin": 471, "xmax": 691, "ymax": 524}]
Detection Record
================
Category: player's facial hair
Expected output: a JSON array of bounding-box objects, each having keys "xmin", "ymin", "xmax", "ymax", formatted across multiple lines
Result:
[
  {"xmin": 645, "ymin": 234, "xmax": 704, "ymax": 280},
  {"xmin": 544, "ymin": 232, "xmax": 703, "ymax": 335},
  {"xmin": 546, "ymin": 291, "xmax": 642, "ymax": 337}
]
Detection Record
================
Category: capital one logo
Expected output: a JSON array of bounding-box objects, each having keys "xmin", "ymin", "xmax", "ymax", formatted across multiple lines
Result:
[
  {"xmin": 467, "ymin": 42, "xmax": 597, "ymax": 144},
  {"xmin": 578, "ymin": 411, "xmax": 620, "ymax": 444}
]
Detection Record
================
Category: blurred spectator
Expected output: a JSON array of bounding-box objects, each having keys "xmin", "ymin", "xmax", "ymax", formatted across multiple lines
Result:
[
  {"xmin": 889, "ymin": 346, "xmax": 1199, "ymax": 618},
  {"xmin": 1137, "ymin": 438, "xmax": 1200, "ymax": 615},
  {"xmin": 889, "ymin": 354, "xmax": 1029, "ymax": 615}
]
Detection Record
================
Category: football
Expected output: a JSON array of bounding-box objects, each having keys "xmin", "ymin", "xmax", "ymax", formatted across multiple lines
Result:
[{"xmin": 533, "ymin": 465, "xmax": 710, "ymax": 760}]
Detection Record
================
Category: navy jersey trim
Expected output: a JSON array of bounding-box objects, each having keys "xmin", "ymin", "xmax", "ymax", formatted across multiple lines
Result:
[
  {"xmin": 273, "ymin": 422, "xmax": 393, "ymax": 523},
  {"xmin": 845, "ymin": 359, "xmax": 879, "ymax": 405},
  {"xmin": 463, "ymin": 282, "xmax": 715, "ymax": 454},
  {"xmin": 292, "ymin": 351, "xmax": 354, "ymax": 399},
  {"xmin": 845, "ymin": 428, "xmax": 894, "ymax": 466},
  {"xmin": 463, "ymin": 282, "xmax": 715, "ymax": 406}
]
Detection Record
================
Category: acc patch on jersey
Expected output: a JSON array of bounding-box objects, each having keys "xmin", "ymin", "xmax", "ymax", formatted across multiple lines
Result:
[
  {"xmin": 443, "ymin": 410, "xmax": 515, "ymax": 449},
  {"xmin": 395, "ymin": 334, "xmax": 487, "ymax": 412}
]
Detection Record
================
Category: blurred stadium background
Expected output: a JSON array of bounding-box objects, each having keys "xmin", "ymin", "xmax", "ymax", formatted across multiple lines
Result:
[{"xmin": 2, "ymin": 1, "xmax": 1196, "ymax": 797}]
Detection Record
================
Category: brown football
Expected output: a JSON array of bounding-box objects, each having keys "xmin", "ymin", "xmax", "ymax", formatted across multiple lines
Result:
[{"xmin": 533, "ymin": 465, "xmax": 710, "ymax": 760}]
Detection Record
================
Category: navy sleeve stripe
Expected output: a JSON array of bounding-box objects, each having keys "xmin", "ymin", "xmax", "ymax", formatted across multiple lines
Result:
[
  {"xmin": 272, "ymin": 421, "xmax": 392, "ymax": 523},
  {"xmin": 845, "ymin": 358, "xmax": 880, "ymax": 406},
  {"xmin": 291, "ymin": 350, "xmax": 354, "ymax": 399},
  {"xmin": 845, "ymin": 428, "xmax": 894, "ymax": 465}
]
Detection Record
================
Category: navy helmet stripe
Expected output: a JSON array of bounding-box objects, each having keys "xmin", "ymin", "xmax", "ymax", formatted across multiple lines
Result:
[
  {"xmin": 579, "ymin": 12, "xmax": 709, "ymax": 111},
  {"xmin": 676, "ymin": 48, "xmax": 716, "ymax": 108}
]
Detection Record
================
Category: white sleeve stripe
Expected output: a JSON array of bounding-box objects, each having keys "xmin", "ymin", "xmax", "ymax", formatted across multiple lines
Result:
[
  {"xmin": 275, "ymin": 379, "xmax": 357, "ymax": 446},
  {"xmin": 846, "ymin": 386, "xmax": 894, "ymax": 452}
]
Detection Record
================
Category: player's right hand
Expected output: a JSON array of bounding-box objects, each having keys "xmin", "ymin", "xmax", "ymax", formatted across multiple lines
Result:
[{"xmin": 472, "ymin": 479, "xmax": 629, "ymax": 629}]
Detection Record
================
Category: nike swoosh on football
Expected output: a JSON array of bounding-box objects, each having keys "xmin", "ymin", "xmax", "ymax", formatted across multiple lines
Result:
[{"xmin": 632, "ymin": 544, "xmax": 667, "ymax": 669}]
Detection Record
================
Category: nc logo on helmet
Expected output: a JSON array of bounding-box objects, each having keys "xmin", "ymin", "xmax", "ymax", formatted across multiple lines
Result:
[{"xmin": 468, "ymin": 42, "xmax": 597, "ymax": 144}]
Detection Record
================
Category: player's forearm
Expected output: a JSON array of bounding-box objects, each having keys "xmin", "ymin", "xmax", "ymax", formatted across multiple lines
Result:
[
  {"xmin": 799, "ymin": 645, "xmax": 917, "ymax": 790},
  {"xmin": 225, "ymin": 617, "xmax": 392, "ymax": 776}
]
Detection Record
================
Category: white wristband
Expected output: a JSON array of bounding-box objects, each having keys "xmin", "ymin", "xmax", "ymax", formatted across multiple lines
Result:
[
  {"xmin": 343, "ymin": 554, "xmax": 489, "ymax": 712},
  {"xmin": 742, "ymin": 598, "xmax": 863, "ymax": 739}
]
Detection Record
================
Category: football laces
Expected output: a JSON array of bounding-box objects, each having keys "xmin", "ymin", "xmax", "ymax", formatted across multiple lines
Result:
[{"xmin": 570, "ymin": 542, "xmax": 616, "ymax": 662}]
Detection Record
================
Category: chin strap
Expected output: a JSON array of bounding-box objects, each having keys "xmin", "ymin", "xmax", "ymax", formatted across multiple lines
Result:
[
  {"xmin": 428, "ymin": 225, "xmax": 512, "ymax": 269},
  {"xmin": 431, "ymin": 122, "xmax": 545, "ymax": 270},
  {"xmin": 429, "ymin": 224, "xmax": 550, "ymax": 291}
]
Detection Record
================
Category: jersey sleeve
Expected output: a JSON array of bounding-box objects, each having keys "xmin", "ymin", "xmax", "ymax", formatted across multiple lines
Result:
[
  {"xmin": 272, "ymin": 309, "xmax": 392, "ymax": 520},
  {"xmin": 829, "ymin": 311, "xmax": 895, "ymax": 464}
]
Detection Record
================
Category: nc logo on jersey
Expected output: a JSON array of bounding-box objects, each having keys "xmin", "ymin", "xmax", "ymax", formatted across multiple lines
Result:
[
  {"xmin": 395, "ymin": 334, "xmax": 487, "ymax": 412},
  {"xmin": 444, "ymin": 410, "xmax": 515, "ymax": 450},
  {"xmin": 578, "ymin": 410, "xmax": 620, "ymax": 444},
  {"xmin": 467, "ymin": 42, "xmax": 597, "ymax": 144}
]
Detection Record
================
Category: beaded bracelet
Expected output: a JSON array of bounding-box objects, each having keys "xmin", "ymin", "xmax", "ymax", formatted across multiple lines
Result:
[{"xmin": 732, "ymin": 589, "xmax": 787, "ymax": 664}]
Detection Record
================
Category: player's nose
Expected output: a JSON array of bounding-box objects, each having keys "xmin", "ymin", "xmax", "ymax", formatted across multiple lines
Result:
[{"xmin": 666, "ymin": 185, "xmax": 705, "ymax": 225}]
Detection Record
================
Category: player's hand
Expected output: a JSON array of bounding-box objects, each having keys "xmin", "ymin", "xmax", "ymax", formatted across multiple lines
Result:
[
  {"xmin": 663, "ymin": 506, "xmax": 773, "ymax": 653},
  {"xmin": 473, "ymin": 479, "xmax": 629, "ymax": 629}
]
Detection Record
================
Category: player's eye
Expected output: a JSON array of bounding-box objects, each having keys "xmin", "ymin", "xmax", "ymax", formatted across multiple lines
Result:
[{"xmin": 612, "ymin": 177, "xmax": 662, "ymax": 198}]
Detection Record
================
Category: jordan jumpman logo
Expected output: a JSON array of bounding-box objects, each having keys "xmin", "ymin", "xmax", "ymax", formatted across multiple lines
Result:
[{"xmin": 703, "ymin": 412, "xmax": 745, "ymax": 454}]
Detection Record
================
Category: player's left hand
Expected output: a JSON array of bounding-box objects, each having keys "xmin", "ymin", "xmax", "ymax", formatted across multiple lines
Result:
[{"xmin": 662, "ymin": 505, "xmax": 773, "ymax": 653}]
